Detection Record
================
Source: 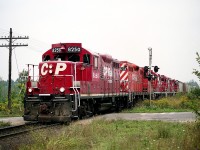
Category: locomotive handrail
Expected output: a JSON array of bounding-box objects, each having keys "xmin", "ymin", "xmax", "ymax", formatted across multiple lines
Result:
[
  {"xmin": 74, "ymin": 62, "xmax": 81, "ymax": 108},
  {"xmin": 28, "ymin": 76, "xmax": 39, "ymax": 82},
  {"xmin": 52, "ymin": 64, "xmax": 80, "ymax": 112},
  {"xmin": 27, "ymin": 64, "xmax": 38, "ymax": 81}
]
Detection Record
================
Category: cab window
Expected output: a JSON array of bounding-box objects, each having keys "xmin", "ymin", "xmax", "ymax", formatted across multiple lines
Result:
[
  {"xmin": 94, "ymin": 56, "xmax": 98, "ymax": 69},
  {"xmin": 120, "ymin": 66, "xmax": 127, "ymax": 71},
  {"xmin": 83, "ymin": 54, "xmax": 90, "ymax": 64},
  {"xmin": 113, "ymin": 62, "xmax": 119, "ymax": 68},
  {"xmin": 54, "ymin": 54, "xmax": 65, "ymax": 61},
  {"xmin": 43, "ymin": 55, "xmax": 50, "ymax": 61},
  {"xmin": 68, "ymin": 54, "xmax": 80, "ymax": 62}
]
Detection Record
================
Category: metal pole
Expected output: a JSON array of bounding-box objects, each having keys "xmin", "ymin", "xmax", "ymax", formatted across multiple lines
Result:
[
  {"xmin": 8, "ymin": 28, "xmax": 12, "ymax": 111},
  {"xmin": 148, "ymin": 47, "xmax": 152, "ymax": 106},
  {"xmin": 33, "ymin": 65, "xmax": 34, "ymax": 81},
  {"xmin": 0, "ymin": 28, "xmax": 29, "ymax": 112}
]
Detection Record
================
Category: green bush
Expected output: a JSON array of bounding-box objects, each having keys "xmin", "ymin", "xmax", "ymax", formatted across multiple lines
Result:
[
  {"xmin": 187, "ymin": 88, "xmax": 200, "ymax": 100},
  {"xmin": 186, "ymin": 88, "xmax": 200, "ymax": 119},
  {"xmin": 0, "ymin": 99, "xmax": 23, "ymax": 116},
  {"xmin": 0, "ymin": 102, "xmax": 7, "ymax": 111},
  {"xmin": 152, "ymin": 100, "xmax": 169, "ymax": 108},
  {"xmin": 143, "ymin": 95, "xmax": 191, "ymax": 109}
]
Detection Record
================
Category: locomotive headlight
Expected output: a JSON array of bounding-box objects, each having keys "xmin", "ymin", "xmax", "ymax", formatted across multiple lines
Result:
[
  {"xmin": 49, "ymin": 64, "xmax": 53, "ymax": 69},
  {"xmin": 28, "ymin": 88, "xmax": 32, "ymax": 93},
  {"xmin": 60, "ymin": 87, "xmax": 65, "ymax": 93}
]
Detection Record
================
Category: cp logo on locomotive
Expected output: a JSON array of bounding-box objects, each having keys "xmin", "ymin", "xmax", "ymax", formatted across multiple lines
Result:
[{"xmin": 41, "ymin": 63, "xmax": 67, "ymax": 75}]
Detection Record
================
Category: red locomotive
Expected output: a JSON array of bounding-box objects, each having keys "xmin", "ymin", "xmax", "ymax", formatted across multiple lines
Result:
[{"xmin": 24, "ymin": 43, "xmax": 186, "ymax": 123}]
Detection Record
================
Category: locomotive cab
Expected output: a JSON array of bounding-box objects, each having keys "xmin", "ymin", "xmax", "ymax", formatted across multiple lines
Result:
[{"xmin": 24, "ymin": 43, "xmax": 93, "ymax": 122}]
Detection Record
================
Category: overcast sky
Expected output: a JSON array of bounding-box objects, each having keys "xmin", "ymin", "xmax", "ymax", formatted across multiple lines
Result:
[{"xmin": 0, "ymin": 0, "xmax": 200, "ymax": 83}]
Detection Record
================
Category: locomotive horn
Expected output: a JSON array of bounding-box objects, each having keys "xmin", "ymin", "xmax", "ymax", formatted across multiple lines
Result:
[{"xmin": 60, "ymin": 45, "xmax": 65, "ymax": 50}]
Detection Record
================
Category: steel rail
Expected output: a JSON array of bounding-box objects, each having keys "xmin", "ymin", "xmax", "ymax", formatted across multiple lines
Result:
[{"xmin": 0, "ymin": 122, "xmax": 60, "ymax": 139}]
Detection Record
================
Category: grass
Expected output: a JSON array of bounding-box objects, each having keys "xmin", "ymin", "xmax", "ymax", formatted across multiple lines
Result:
[
  {"xmin": 20, "ymin": 119, "xmax": 200, "ymax": 150},
  {"xmin": 0, "ymin": 109, "xmax": 23, "ymax": 117},
  {"xmin": 14, "ymin": 93, "xmax": 200, "ymax": 149},
  {"xmin": 0, "ymin": 101, "xmax": 23, "ymax": 117},
  {"xmin": 124, "ymin": 106, "xmax": 191, "ymax": 113},
  {"xmin": 0, "ymin": 121, "xmax": 11, "ymax": 127},
  {"xmin": 124, "ymin": 94, "xmax": 200, "ymax": 113}
]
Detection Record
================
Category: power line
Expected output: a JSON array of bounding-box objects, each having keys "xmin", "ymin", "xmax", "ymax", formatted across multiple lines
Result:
[
  {"xmin": 0, "ymin": 28, "xmax": 29, "ymax": 112},
  {"xmin": 0, "ymin": 27, "xmax": 48, "ymax": 47},
  {"xmin": 13, "ymin": 49, "xmax": 20, "ymax": 75}
]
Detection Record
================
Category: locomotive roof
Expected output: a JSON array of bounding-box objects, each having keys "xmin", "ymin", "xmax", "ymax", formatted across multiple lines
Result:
[
  {"xmin": 82, "ymin": 47, "xmax": 99, "ymax": 56},
  {"xmin": 42, "ymin": 43, "xmax": 120, "ymax": 63},
  {"xmin": 120, "ymin": 61, "xmax": 140, "ymax": 70}
]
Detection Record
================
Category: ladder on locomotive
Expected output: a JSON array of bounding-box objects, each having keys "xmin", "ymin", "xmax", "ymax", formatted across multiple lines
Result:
[{"xmin": 71, "ymin": 62, "xmax": 80, "ymax": 115}]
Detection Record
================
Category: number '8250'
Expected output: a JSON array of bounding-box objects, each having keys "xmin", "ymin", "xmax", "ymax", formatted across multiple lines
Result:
[{"xmin": 67, "ymin": 47, "xmax": 81, "ymax": 53}]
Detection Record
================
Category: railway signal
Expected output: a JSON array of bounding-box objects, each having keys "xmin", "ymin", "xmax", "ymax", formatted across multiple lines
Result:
[
  {"xmin": 154, "ymin": 66, "xmax": 159, "ymax": 72},
  {"xmin": 147, "ymin": 74, "xmax": 153, "ymax": 81},
  {"xmin": 148, "ymin": 47, "xmax": 152, "ymax": 105},
  {"xmin": 144, "ymin": 66, "xmax": 149, "ymax": 77}
]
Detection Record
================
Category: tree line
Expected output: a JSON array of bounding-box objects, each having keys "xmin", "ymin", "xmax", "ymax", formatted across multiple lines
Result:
[{"xmin": 0, "ymin": 70, "xmax": 27, "ymax": 114}]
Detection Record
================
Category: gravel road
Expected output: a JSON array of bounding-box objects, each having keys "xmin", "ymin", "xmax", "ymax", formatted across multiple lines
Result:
[
  {"xmin": 0, "ymin": 112, "xmax": 196, "ymax": 126},
  {"xmin": 75, "ymin": 112, "xmax": 197, "ymax": 125},
  {"xmin": 99, "ymin": 112, "xmax": 196, "ymax": 122}
]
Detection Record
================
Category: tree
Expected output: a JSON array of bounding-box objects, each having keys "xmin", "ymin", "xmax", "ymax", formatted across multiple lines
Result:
[
  {"xmin": 187, "ymin": 80, "xmax": 199, "ymax": 89},
  {"xmin": 193, "ymin": 52, "xmax": 200, "ymax": 81},
  {"xmin": 16, "ymin": 69, "xmax": 28, "ymax": 99},
  {"xmin": 0, "ymin": 77, "xmax": 3, "ymax": 102},
  {"xmin": 192, "ymin": 52, "xmax": 200, "ymax": 117},
  {"xmin": 7, "ymin": 69, "xmax": 29, "ymax": 113},
  {"xmin": 0, "ymin": 78, "xmax": 7, "ymax": 102}
]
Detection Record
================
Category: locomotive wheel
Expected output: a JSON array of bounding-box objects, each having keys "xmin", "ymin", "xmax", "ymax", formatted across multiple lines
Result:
[
  {"xmin": 78, "ymin": 106, "xmax": 86, "ymax": 119},
  {"xmin": 115, "ymin": 99, "xmax": 122, "ymax": 113}
]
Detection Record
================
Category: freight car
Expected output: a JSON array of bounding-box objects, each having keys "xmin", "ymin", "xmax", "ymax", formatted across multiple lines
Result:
[{"xmin": 23, "ymin": 43, "xmax": 185, "ymax": 123}]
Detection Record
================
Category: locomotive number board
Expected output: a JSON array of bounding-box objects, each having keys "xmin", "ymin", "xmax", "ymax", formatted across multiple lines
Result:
[
  {"xmin": 52, "ymin": 46, "xmax": 81, "ymax": 53},
  {"xmin": 67, "ymin": 47, "xmax": 81, "ymax": 53},
  {"xmin": 52, "ymin": 47, "xmax": 61, "ymax": 53}
]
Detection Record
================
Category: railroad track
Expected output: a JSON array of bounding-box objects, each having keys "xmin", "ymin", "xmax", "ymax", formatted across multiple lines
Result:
[{"xmin": 0, "ymin": 122, "xmax": 60, "ymax": 139}]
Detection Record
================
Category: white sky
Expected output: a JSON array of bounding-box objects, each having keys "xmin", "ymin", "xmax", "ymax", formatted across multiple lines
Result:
[{"xmin": 0, "ymin": 0, "xmax": 200, "ymax": 83}]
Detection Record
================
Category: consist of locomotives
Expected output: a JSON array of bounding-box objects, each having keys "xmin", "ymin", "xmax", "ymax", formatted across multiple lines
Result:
[{"xmin": 23, "ymin": 43, "xmax": 187, "ymax": 122}]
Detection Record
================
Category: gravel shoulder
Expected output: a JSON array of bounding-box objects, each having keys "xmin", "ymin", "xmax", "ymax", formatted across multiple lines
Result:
[
  {"xmin": 75, "ymin": 112, "xmax": 196, "ymax": 125},
  {"xmin": 0, "ymin": 112, "xmax": 196, "ymax": 126},
  {"xmin": 100, "ymin": 112, "xmax": 196, "ymax": 122}
]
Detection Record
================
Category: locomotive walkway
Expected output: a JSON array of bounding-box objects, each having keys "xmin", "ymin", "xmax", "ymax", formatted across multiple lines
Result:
[{"xmin": 0, "ymin": 112, "xmax": 196, "ymax": 125}]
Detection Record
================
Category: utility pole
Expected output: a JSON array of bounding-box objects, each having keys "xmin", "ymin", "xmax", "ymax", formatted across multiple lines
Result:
[
  {"xmin": 0, "ymin": 28, "xmax": 29, "ymax": 112},
  {"xmin": 148, "ymin": 47, "xmax": 152, "ymax": 106}
]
